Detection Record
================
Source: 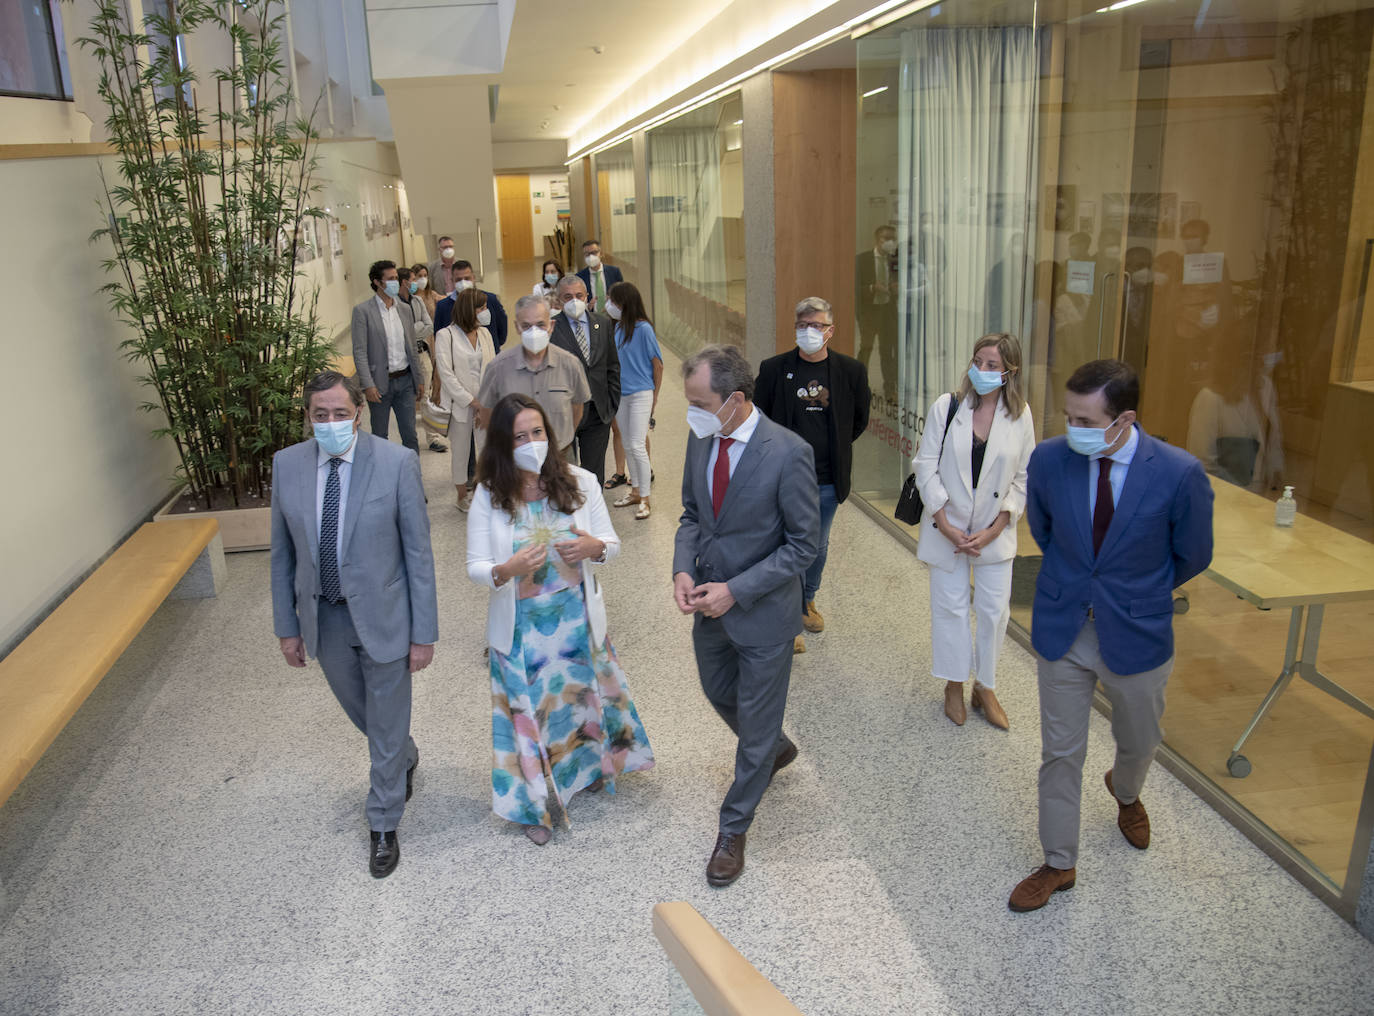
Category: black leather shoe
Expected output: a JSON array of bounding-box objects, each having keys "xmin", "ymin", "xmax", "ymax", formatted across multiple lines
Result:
[
  {"xmin": 769, "ymin": 736, "xmax": 798, "ymax": 781},
  {"xmin": 369, "ymin": 830, "xmax": 399, "ymax": 878},
  {"xmin": 707, "ymin": 832, "xmax": 746, "ymax": 887},
  {"xmin": 406, "ymin": 748, "xmax": 419, "ymax": 802}
]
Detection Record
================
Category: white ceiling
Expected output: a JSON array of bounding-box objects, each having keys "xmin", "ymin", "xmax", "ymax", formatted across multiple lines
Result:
[{"xmin": 489, "ymin": 0, "xmax": 738, "ymax": 143}]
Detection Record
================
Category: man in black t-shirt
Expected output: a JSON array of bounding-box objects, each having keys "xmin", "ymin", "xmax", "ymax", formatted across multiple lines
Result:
[{"xmin": 755, "ymin": 297, "xmax": 871, "ymax": 654}]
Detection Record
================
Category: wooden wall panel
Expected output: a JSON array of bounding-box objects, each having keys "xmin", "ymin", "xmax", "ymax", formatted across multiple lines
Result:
[
  {"xmin": 772, "ymin": 70, "xmax": 858, "ymax": 357},
  {"xmin": 496, "ymin": 174, "xmax": 533, "ymax": 261}
]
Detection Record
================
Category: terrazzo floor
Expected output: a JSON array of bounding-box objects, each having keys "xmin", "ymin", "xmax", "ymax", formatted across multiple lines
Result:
[{"xmin": 2, "ymin": 346, "xmax": 1373, "ymax": 1015}]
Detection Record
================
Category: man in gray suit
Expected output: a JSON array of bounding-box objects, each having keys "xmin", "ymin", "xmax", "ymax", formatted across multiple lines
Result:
[
  {"xmin": 271, "ymin": 371, "xmax": 439, "ymax": 878},
  {"xmin": 672, "ymin": 345, "xmax": 820, "ymax": 888},
  {"xmin": 351, "ymin": 259, "xmax": 426, "ymax": 454}
]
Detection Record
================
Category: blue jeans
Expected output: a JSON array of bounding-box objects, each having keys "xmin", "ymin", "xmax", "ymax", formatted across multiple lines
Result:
[
  {"xmin": 803, "ymin": 483, "xmax": 839, "ymax": 604},
  {"xmin": 369, "ymin": 375, "xmax": 419, "ymax": 453}
]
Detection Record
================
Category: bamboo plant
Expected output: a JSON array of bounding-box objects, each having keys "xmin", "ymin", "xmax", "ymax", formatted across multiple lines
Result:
[{"xmin": 81, "ymin": 0, "xmax": 331, "ymax": 508}]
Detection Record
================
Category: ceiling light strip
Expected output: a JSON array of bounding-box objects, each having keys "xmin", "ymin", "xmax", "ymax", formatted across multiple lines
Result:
[{"xmin": 565, "ymin": 0, "xmax": 938, "ymax": 163}]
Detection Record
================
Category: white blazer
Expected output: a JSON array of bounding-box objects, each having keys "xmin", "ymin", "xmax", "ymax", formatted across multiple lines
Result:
[
  {"xmin": 465, "ymin": 466, "xmax": 622, "ymax": 656},
  {"xmin": 434, "ymin": 323, "xmax": 496, "ymax": 423},
  {"xmin": 912, "ymin": 391, "xmax": 1035, "ymax": 570}
]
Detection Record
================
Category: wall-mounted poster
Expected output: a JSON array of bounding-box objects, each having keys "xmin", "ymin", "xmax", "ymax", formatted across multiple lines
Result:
[
  {"xmin": 329, "ymin": 216, "xmax": 343, "ymax": 257},
  {"xmin": 1078, "ymin": 200, "xmax": 1096, "ymax": 235}
]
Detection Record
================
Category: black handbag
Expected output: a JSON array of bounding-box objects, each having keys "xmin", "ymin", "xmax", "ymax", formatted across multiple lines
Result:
[{"xmin": 894, "ymin": 394, "xmax": 959, "ymax": 525}]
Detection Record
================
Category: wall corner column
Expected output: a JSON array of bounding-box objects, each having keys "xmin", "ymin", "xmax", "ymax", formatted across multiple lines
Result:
[{"xmin": 742, "ymin": 71, "xmax": 776, "ymax": 367}]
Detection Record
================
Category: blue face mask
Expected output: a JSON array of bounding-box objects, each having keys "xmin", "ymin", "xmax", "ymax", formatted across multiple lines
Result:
[
  {"xmin": 313, "ymin": 418, "xmax": 357, "ymax": 456},
  {"xmin": 408, "ymin": 280, "xmax": 420, "ymax": 294},
  {"xmin": 967, "ymin": 365, "xmax": 1005, "ymax": 396},
  {"xmin": 1065, "ymin": 417, "xmax": 1124, "ymax": 457},
  {"xmin": 544, "ymin": 272, "xmax": 559, "ymax": 287},
  {"xmin": 382, "ymin": 279, "xmax": 400, "ymax": 297}
]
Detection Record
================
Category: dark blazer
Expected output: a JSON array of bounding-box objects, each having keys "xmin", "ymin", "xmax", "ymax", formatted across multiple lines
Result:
[
  {"xmin": 854, "ymin": 249, "xmax": 898, "ymax": 330},
  {"xmin": 755, "ymin": 348, "xmax": 871, "ymax": 503},
  {"xmin": 673, "ymin": 413, "xmax": 820, "ymax": 647},
  {"xmin": 434, "ymin": 290, "xmax": 508, "ymax": 348},
  {"xmin": 551, "ymin": 310, "xmax": 621, "ymax": 425},
  {"xmin": 350, "ymin": 294, "xmax": 423, "ymax": 396},
  {"xmin": 1027, "ymin": 428, "xmax": 1214, "ymax": 673},
  {"xmin": 577, "ymin": 264, "xmax": 624, "ymax": 309}
]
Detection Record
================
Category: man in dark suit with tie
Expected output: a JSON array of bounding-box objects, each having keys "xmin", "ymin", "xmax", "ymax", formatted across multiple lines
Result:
[
  {"xmin": 350, "ymin": 260, "xmax": 426, "ymax": 454},
  {"xmin": 575, "ymin": 238, "xmax": 624, "ymax": 313},
  {"xmin": 434, "ymin": 260, "xmax": 508, "ymax": 348},
  {"xmin": 673, "ymin": 345, "xmax": 820, "ymax": 888},
  {"xmin": 270, "ymin": 371, "xmax": 439, "ymax": 879},
  {"xmin": 1009, "ymin": 359, "xmax": 1213, "ymax": 912},
  {"xmin": 855, "ymin": 225, "xmax": 899, "ymax": 399},
  {"xmin": 551, "ymin": 274, "xmax": 620, "ymax": 485}
]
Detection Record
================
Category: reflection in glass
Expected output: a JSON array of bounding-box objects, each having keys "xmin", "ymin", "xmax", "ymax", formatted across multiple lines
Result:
[
  {"xmin": 593, "ymin": 140, "xmax": 638, "ymax": 278},
  {"xmin": 648, "ymin": 92, "xmax": 746, "ymax": 356}
]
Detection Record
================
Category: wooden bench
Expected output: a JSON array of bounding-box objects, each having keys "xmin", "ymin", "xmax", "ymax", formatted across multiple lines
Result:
[
  {"xmin": 652, "ymin": 901, "xmax": 805, "ymax": 1015},
  {"xmin": 0, "ymin": 518, "xmax": 223, "ymax": 807}
]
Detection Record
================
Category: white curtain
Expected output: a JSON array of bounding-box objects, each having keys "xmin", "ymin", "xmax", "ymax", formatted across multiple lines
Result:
[
  {"xmin": 649, "ymin": 125, "xmax": 725, "ymax": 296},
  {"xmin": 896, "ymin": 27, "xmax": 1040, "ymax": 430}
]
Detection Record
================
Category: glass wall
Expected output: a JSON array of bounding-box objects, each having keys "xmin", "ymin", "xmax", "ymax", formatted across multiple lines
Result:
[
  {"xmin": 647, "ymin": 91, "xmax": 746, "ymax": 357},
  {"xmin": 592, "ymin": 139, "xmax": 639, "ymax": 279},
  {"xmin": 855, "ymin": 0, "xmax": 1374, "ymax": 897}
]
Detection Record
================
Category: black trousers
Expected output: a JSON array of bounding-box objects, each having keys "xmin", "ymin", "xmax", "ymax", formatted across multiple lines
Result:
[{"xmin": 570, "ymin": 404, "xmax": 613, "ymax": 485}]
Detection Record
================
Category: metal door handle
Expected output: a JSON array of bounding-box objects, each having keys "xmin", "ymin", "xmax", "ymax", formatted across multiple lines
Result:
[{"xmin": 1097, "ymin": 271, "xmax": 1118, "ymax": 357}]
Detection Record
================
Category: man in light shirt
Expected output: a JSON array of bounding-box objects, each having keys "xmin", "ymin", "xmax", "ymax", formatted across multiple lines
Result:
[{"xmin": 350, "ymin": 260, "xmax": 425, "ymax": 454}]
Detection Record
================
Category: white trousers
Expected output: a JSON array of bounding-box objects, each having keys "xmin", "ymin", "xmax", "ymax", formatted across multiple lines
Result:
[
  {"xmin": 448, "ymin": 414, "xmax": 483, "ymax": 487},
  {"xmin": 616, "ymin": 389, "xmax": 654, "ymax": 498},
  {"xmin": 927, "ymin": 555, "xmax": 1013, "ymax": 688}
]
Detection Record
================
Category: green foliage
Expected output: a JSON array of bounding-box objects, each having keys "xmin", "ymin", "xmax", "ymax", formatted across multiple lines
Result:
[{"xmin": 80, "ymin": 0, "xmax": 331, "ymax": 506}]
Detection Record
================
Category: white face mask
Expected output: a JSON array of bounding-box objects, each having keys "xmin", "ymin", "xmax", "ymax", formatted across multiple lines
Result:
[
  {"xmin": 686, "ymin": 395, "xmax": 739, "ymax": 440},
  {"xmin": 880, "ymin": 239, "xmax": 898, "ymax": 255},
  {"xmin": 440, "ymin": 246, "xmax": 455, "ymax": 260},
  {"xmin": 513, "ymin": 439, "xmax": 548, "ymax": 474},
  {"xmin": 562, "ymin": 298, "xmax": 587, "ymax": 320},
  {"xmin": 796, "ymin": 326, "xmax": 827, "ymax": 355},
  {"xmin": 585, "ymin": 253, "xmax": 601, "ymax": 269},
  {"xmin": 605, "ymin": 301, "xmax": 622, "ymax": 321},
  {"xmin": 476, "ymin": 308, "xmax": 492, "ymax": 327},
  {"xmin": 415, "ymin": 277, "xmax": 427, "ymax": 290},
  {"xmin": 456, "ymin": 279, "xmax": 475, "ymax": 292},
  {"xmin": 521, "ymin": 326, "xmax": 550, "ymax": 354}
]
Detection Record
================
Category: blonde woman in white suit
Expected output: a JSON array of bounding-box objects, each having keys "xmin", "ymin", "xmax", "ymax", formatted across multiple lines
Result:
[
  {"xmin": 913, "ymin": 332, "xmax": 1035, "ymax": 729},
  {"xmin": 466, "ymin": 393, "xmax": 654, "ymax": 845},
  {"xmin": 435, "ymin": 287, "xmax": 497, "ymax": 510}
]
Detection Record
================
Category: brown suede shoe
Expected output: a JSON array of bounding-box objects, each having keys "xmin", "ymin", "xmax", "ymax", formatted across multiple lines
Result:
[
  {"xmin": 1008, "ymin": 864, "xmax": 1076, "ymax": 912},
  {"xmin": 1105, "ymin": 770, "xmax": 1150, "ymax": 849},
  {"xmin": 802, "ymin": 600, "xmax": 824, "ymax": 633},
  {"xmin": 793, "ymin": 635, "xmax": 806, "ymax": 655},
  {"xmin": 944, "ymin": 681, "xmax": 966, "ymax": 726},
  {"xmin": 707, "ymin": 832, "xmax": 746, "ymax": 887},
  {"xmin": 970, "ymin": 683, "xmax": 1009, "ymax": 730}
]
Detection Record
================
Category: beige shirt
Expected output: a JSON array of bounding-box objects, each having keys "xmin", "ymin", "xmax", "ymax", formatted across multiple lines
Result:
[{"xmin": 476, "ymin": 344, "xmax": 591, "ymax": 449}]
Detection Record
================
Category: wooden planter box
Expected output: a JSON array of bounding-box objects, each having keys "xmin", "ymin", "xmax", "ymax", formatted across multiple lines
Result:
[{"xmin": 153, "ymin": 490, "xmax": 270, "ymax": 552}]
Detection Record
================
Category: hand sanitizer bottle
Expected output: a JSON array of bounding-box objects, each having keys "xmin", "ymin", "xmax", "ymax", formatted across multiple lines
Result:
[{"xmin": 1275, "ymin": 485, "xmax": 1297, "ymax": 528}]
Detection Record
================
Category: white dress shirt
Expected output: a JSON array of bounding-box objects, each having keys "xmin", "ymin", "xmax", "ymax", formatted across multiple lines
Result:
[
  {"xmin": 706, "ymin": 405, "xmax": 761, "ymax": 502},
  {"xmin": 375, "ymin": 294, "xmax": 407, "ymax": 372},
  {"xmin": 1088, "ymin": 423, "xmax": 1139, "ymax": 516},
  {"xmin": 315, "ymin": 434, "xmax": 358, "ymax": 563}
]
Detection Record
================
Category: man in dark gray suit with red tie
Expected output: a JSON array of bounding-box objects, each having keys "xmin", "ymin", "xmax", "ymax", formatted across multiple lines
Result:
[
  {"xmin": 673, "ymin": 345, "xmax": 820, "ymax": 888},
  {"xmin": 270, "ymin": 371, "xmax": 439, "ymax": 879}
]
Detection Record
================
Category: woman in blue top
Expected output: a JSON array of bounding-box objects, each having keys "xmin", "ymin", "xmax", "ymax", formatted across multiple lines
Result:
[{"xmin": 606, "ymin": 281, "xmax": 662, "ymax": 520}]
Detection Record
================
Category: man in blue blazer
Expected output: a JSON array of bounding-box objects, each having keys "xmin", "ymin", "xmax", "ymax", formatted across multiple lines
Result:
[
  {"xmin": 1009, "ymin": 359, "xmax": 1213, "ymax": 913},
  {"xmin": 434, "ymin": 259, "xmax": 508, "ymax": 348},
  {"xmin": 575, "ymin": 238, "xmax": 623, "ymax": 313},
  {"xmin": 271, "ymin": 371, "xmax": 439, "ymax": 879}
]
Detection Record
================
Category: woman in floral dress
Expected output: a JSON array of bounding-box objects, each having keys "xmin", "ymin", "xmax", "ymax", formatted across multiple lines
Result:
[{"xmin": 466, "ymin": 393, "xmax": 654, "ymax": 844}]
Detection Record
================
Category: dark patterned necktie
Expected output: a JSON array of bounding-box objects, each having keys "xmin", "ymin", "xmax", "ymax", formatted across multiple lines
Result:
[
  {"xmin": 575, "ymin": 320, "xmax": 589, "ymax": 361},
  {"xmin": 320, "ymin": 457, "xmax": 343, "ymax": 602},
  {"xmin": 1092, "ymin": 457, "xmax": 1114, "ymax": 555}
]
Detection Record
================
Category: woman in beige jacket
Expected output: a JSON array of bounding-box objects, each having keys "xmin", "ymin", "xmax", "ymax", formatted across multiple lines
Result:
[{"xmin": 435, "ymin": 287, "xmax": 497, "ymax": 510}]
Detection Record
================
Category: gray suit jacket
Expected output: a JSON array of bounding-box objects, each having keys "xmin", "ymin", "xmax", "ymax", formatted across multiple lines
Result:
[
  {"xmin": 270, "ymin": 432, "xmax": 439, "ymax": 664},
  {"xmin": 351, "ymin": 294, "xmax": 424, "ymax": 395},
  {"xmin": 673, "ymin": 412, "xmax": 821, "ymax": 646}
]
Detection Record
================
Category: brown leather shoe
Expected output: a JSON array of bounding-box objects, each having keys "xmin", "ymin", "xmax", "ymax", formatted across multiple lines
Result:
[
  {"xmin": 793, "ymin": 635, "xmax": 806, "ymax": 654},
  {"xmin": 770, "ymin": 737, "xmax": 797, "ymax": 780},
  {"xmin": 802, "ymin": 600, "xmax": 824, "ymax": 633},
  {"xmin": 970, "ymin": 683, "xmax": 1009, "ymax": 730},
  {"xmin": 707, "ymin": 832, "xmax": 746, "ymax": 887},
  {"xmin": 1105, "ymin": 770, "xmax": 1150, "ymax": 849},
  {"xmin": 944, "ymin": 681, "xmax": 966, "ymax": 726},
  {"xmin": 1008, "ymin": 864, "xmax": 1076, "ymax": 912}
]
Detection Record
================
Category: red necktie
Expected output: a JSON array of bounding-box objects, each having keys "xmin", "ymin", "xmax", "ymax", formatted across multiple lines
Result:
[
  {"xmin": 712, "ymin": 438, "xmax": 735, "ymax": 518},
  {"xmin": 1092, "ymin": 457, "xmax": 1114, "ymax": 555}
]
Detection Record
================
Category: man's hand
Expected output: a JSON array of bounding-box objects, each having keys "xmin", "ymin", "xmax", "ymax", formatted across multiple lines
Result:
[
  {"xmin": 416, "ymin": 384, "xmax": 426, "ymax": 403},
  {"xmin": 476, "ymin": 406, "xmax": 491, "ymax": 430},
  {"xmin": 555, "ymin": 527, "xmax": 604, "ymax": 565},
  {"xmin": 409, "ymin": 643, "xmax": 434, "ymax": 672},
  {"xmin": 673, "ymin": 572, "xmax": 697, "ymax": 614},
  {"xmin": 279, "ymin": 636, "xmax": 307, "ymax": 668},
  {"xmin": 689, "ymin": 582, "xmax": 736, "ymax": 619},
  {"xmin": 364, "ymin": 386, "xmax": 381, "ymax": 404}
]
